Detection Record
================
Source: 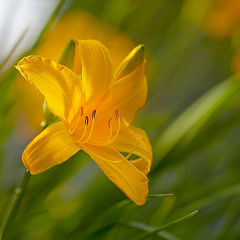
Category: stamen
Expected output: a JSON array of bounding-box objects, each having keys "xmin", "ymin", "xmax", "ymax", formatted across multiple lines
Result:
[
  {"xmin": 85, "ymin": 116, "xmax": 89, "ymax": 125},
  {"xmin": 108, "ymin": 118, "xmax": 112, "ymax": 128},
  {"xmin": 106, "ymin": 118, "xmax": 113, "ymax": 142},
  {"xmin": 107, "ymin": 109, "xmax": 121, "ymax": 144},
  {"xmin": 92, "ymin": 109, "xmax": 96, "ymax": 119},
  {"xmin": 79, "ymin": 116, "xmax": 88, "ymax": 141},
  {"xmin": 126, "ymin": 136, "xmax": 143, "ymax": 159},
  {"xmin": 83, "ymin": 110, "xmax": 96, "ymax": 143},
  {"xmin": 115, "ymin": 109, "xmax": 119, "ymax": 119}
]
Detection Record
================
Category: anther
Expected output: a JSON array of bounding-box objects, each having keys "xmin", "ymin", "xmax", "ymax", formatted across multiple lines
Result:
[
  {"xmin": 115, "ymin": 109, "xmax": 119, "ymax": 119},
  {"xmin": 92, "ymin": 109, "xmax": 96, "ymax": 119},
  {"xmin": 83, "ymin": 110, "xmax": 96, "ymax": 143},
  {"xmin": 80, "ymin": 106, "xmax": 84, "ymax": 116},
  {"xmin": 85, "ymin": 116, "xmax": 89, "ymax": 125}
]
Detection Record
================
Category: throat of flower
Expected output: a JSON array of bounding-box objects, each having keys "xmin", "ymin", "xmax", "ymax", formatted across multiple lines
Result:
[{"xmin": 78, "ymin": 108, "xmax": 121, "ymax": 145}]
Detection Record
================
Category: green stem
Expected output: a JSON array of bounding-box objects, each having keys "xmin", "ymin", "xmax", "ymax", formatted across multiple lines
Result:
[
  {"xmin": 0, "ymin": 170, "xmax": 31, "ymax": 240},
  {"xmin": 134, "ymin": 210, "xmax": 199, "ymax": 240}
]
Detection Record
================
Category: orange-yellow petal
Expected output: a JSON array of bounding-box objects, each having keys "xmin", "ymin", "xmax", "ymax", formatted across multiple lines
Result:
[
  {"xmin": 82, "ymin": 144, "xmax": 149, "ymax": 205},
  {"xmin": 110, "ymin": 62, "xmax": 147, "ymax": 124},
  {"xmin": 75, "ymin": 40, "xmax": 113, "ymax": 102},
  {"xmin": 110, "ymin": 125, "xmax": 152, "ymax": 175},
  {"xmin": 16, "ymin": 55, "xmax": 84, "ymax": 124},
  {"xmin": 23, "ymin": 121, "xmax": 80, "ymax": 175}
]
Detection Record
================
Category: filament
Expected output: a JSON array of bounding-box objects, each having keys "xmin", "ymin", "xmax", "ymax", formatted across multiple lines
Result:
[
  {"xmin": 77, "ymin": 109, "xmax": 121, "ymax": 145},
  {"xmin": 79, "ymin": 116, "xmax": 88, "ymax": 141},
  {"xmin": 80, "ymin": 106, "xmax": 84, "ymax": 116},
  {"xmin": 83, "ymin": 110, "xmax": 96, "ymax": 143},
  {"xmin": 107, "ymin": 110, "xmax": 121, "ymax": 144},
  {"xmin": 106, "ymin": 118, "xmax": 113, "ymax": 143}
]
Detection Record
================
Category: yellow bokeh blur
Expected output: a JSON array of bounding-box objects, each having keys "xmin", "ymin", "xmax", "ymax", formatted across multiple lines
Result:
[{"xmin": 205, "ymin": 0, "xmax": 240, "ymax": 38}]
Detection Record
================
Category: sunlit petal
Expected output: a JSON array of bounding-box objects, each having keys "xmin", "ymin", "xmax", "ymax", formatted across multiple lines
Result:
[
  {"xmin": 23, "ymin": 121, "xmax": 80, "ymax": 175},
  {"xmin": 16, "ymin": 55, "xmax": 84, "ymax": 123},
  {"xmin": 110, "ymin": 125, "xmax": 152, "ymax": 175},
  {"xmin": 83, "ymin": 144, "xmax": 149, "ymax": 205},
  {"xmin": 75, "ymin": 40, "xmax": 113, "ymax": 101}
]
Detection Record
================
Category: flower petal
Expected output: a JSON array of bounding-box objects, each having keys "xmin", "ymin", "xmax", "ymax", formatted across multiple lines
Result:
[
  {"xmin": 16, "ymin": 55, "xmax": 84, "ymax": 123},
  {"xmin": 75, "ymin": 40, "xmax": 113, "ymax": 101},
  {"xmin": 83, "ymin": 144, "xmax": 149, "ymax": 205},
  {"xmin": 110, "ymin": 125, "xmax": 152, "ymax": 175},
  {"xmin": 110, "ymin": 62, "xmax": 147, "ymax": 124},
  {"xmin": 23, "ymin": 121, "xmax": 80, "ymax": 175}
]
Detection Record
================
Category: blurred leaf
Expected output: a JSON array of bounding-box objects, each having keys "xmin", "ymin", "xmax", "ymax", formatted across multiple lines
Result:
[
  {"xmin": 133, "ymin": 210, "xmax": 199, "ymax": 239},
  {"xmin": 127, "ymin": 222, "xmax": 180, "ymax": 240},
  {"xmin": 153, "ymin": 76, "xmax": 240, "ymax": 169},
  {"xmin": 176, "ymin": 183, "xmax": 240, "ymax": 215},
  {"xmin": 150, "ymin": 195, "xmax": 176, "ymax": 226}
]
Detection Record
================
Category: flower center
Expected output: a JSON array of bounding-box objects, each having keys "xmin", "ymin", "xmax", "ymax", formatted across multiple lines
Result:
[{"xmin": 78, "ymin": 107, "xmax": 121, "ymax": 144}]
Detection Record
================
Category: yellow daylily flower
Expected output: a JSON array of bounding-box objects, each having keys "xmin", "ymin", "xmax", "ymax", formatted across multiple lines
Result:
[
  {"xmin": 16, "ymin": 40, "xmax": 152, "ymax": 205},
  {"xmin": 16, "ymin": 10, "xmax": 134, "ymax": 130}
]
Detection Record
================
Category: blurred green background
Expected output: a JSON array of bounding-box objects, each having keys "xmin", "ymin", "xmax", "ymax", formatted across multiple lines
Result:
[{"xmin": 1, "ymin": 0, "xmax": 240, "ymax": 239}]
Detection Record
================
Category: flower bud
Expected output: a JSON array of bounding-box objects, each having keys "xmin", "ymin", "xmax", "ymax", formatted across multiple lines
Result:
[
  {"xmin": 58, "ymin": 39, "xmax": 75, "ymax": 69},
  {"xmin": 115, "ymin": 44, "xmax": 145, "ymax": 79}
]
